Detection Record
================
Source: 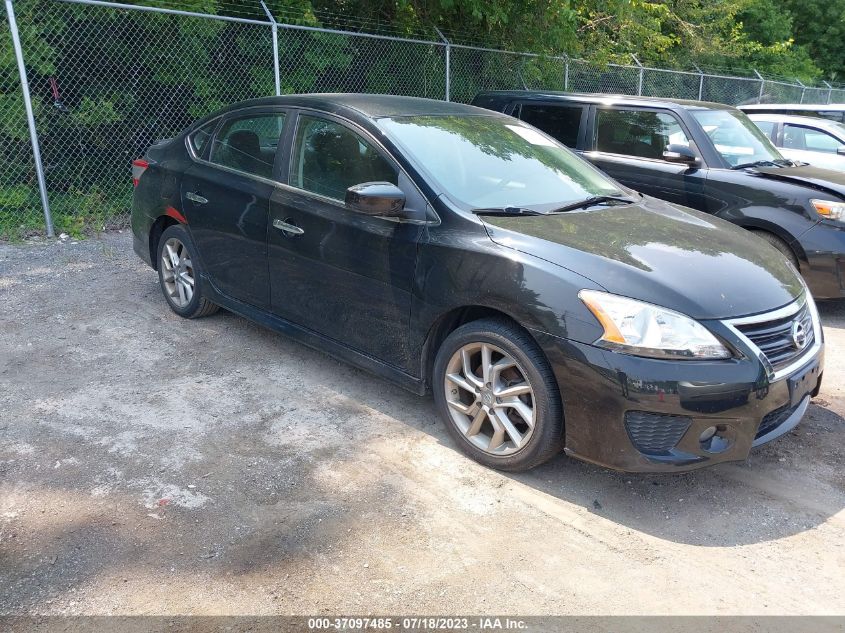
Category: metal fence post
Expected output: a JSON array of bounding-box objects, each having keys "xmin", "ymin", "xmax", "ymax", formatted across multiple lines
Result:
[
  {"xmin": 5, "ymin": 0, "xmax": 54, "ymax": 237},
  {"xmin": 434, "ymin": 27, "xmax": 450, "ymax": 102},
  {"xmin": 260, "ymin": 1, "xmax": 280, "ymax": 96},
  {"xmin": 564, "ymin": 56, "xmax": 569, "ymax": 92},
  {"xmin": 631, "ymin": 54, "xmax": 643, "ymax": 96},
  {"xmin": 794, "ymin": 78, "xmax": 806, "ymax": 104},
  {"xmin": 693, "ymin": 64, "xmax": 704, "ymax": 100},
  {"xmin": 823, "ymin": 80, "xmax": 833, "ymax": 105},
  {"xmin": 752, "ymin": 69, "xmax": 765, "ymax": 103}
]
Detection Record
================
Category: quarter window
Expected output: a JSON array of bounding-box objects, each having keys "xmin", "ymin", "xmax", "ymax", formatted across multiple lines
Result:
[
  {"xmin": 187, "ymin": 121, "xmax": 216, "ymax": 157},
  {"xmin": 782, "ymin": 124, "xmax": 841, "ymax": 153},
  {"xmin": 596, "ymin": 109, "xmax": 691, "ymax": 160},
  {"xmin": 518, "ymin": 104, "xmax": 584, "ymax": 148},
  {"xmin": 291, "ymin": 116, "xmax": 397, "ymax": 200},
  {"xmin": 209, "ymin": 114, "xmax": 285, "ymax": 179}
]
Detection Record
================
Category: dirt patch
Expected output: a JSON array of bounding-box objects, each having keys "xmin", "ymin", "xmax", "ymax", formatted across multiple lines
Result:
[{"xmin": 1, "ymin": 232, "xmax": 844, "ymax": 615}]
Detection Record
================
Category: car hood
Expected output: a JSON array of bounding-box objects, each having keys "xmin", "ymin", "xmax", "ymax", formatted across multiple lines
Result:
[
  {"xmin": 753, "ymin": 164, "xmax": 845, "ymax": 198},
  {"xmin": 481, "ymin": 197, "xmax": 804, "ymax": 320}
]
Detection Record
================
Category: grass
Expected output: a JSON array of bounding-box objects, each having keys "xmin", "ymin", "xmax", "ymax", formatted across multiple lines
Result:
[{"xmin": 0, "ymin": 185, "xmax": 131, "ymax": 242}]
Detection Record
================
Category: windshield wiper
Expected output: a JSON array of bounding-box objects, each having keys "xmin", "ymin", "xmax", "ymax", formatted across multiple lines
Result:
[
  {"xmin": 548, "ymin": 194, "xmax": 638, "ymax": 214},
  {"xmin": 731, "ymin": 159, "xmax": 781, "ymax": 170},
  {"xmin": 472, "ymin": 206, "xmax": 544, "ymax": 217}
]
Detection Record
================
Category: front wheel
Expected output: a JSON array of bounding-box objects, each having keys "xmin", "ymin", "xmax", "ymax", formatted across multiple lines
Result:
[
  {"xmin": 751, "ymin": 230, "xmax": 799, "ymax": 268},
  {"xmin": 432, "ymin": 318, "xmax": 564, "ymax": 471}
]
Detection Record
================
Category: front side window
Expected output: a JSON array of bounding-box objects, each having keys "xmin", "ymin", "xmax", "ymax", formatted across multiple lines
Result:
[
  {"xmin": 783, "ymin": 124, "xmax": 841, "ymax": 153},
  {"xmin": 209, "ymin": 113, "xmax": 285, "ymax": 179},
  {"xmin": 377, "ymin": 115, "xmax": 622, "ymax": 211},
  {"xmin": 595, "ymin": 109, "xmax": 690, "ymax": 160},
  {"xmin": 290, "ymin": 116, "xmax": 397, "ymax": 201},
  {"xmin": 690, "ymin": 108, "xmax": 783, "ymax": 167},
  {"xmin": 518, "ymin": 104, "xmax": 584, "ymax": 148}
]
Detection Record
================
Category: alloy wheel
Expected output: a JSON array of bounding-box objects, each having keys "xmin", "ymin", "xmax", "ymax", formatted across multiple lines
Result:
[
  {"xmin": 160, "ymin": 237, "xmax": 195, "ymax": 308},
  {"xmin": 443, "ymin": 342, "xmax": 536, "ymax": 455}
]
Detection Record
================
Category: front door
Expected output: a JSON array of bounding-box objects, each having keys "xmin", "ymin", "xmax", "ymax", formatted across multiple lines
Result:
[
  {"xmin": 181, "ymin": 110, "xmax": 287, "ymax": 308},
  {"xmin": 585, "ymin": 106, "xmax": 708, "ymax": 211},
  {"xmin": 268, "ymin": 112, "xmax": 424, "ymax": 372}
]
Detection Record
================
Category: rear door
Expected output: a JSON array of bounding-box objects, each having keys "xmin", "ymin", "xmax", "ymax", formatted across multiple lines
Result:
[
  {"xmin": 583, "ymin": 106, "xmax": 709, "ymax": 211},
  {"xmin": 181, "ymin": 109, "xmax": 287, "ymax": 308},
  {"xmin": 267, "ymin": 111, "xmax": 426, "ymax": 372}
]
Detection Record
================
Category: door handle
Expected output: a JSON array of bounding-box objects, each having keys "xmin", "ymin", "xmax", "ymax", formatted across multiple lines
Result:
[
  {"xmin": 273, "ymin": 218, "xmax": 304, "ymax": 236},
  {"xmin": 185, "ymin": 191, "xmax": 208, "ymax": 204}
]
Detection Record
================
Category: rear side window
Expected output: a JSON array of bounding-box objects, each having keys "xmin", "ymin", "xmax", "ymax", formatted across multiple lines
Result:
[
  {"xmin": 209, "ymin": 113, "xmax": 286, "ymax": 179},
  {"xmin": 187, "ymin": 121, "xmax": 216, "ymax": 157},
  {"xmin": 783, "ymin": 124, "xmax": 841, "ymax": 153},
  {"xmin": 595, "ymin": 109, "xmax": 690, "ymax": 160},
  {"xmin": 518, "ymin": 104, "xmax": 584, "ymax": 148},
  {"xmin": 290, "ymin": 115, "xmax": 397, "ymax": 201}
]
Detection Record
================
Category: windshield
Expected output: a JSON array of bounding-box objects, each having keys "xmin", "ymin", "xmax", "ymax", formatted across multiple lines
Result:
[
  {"xmin": 377, "ymin": 115, "xmax": 623, "ymax": 210},
  {"xmin": 691, "ymin": 109, "xmax": 784, "ymax": 167}
]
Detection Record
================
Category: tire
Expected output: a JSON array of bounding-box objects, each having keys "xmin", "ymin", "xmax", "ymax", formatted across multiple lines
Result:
[
  {"xmin": 156, "ymin": 224, "xmax": 219, "ymax": 319},
  {"xmin": 432, "ymin": 317, "xmax": 564, "ymax": 471},
  {"xmin": 752, "ymin": 230, "xmax": 799, "ymax": 268}
]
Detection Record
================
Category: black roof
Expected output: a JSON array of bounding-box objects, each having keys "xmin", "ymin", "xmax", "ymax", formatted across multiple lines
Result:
[
  {"xmin": 216, "ymin": 93, "xmax": 500, "ymax": 119},
  {"xmin": 475, "ymin": 90, "xmax": 736, "ymax": 111}
]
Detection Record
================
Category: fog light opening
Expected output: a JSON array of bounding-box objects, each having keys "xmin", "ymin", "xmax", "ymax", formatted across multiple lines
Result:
[{"xmin": 699, "ymin": 424, "xmax": 733, "ymax": 454}]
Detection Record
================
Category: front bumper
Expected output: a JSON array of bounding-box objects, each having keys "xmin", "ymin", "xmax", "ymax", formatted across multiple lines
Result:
[{"xmin": 533, "ymin": 331, "xmax": 824, "ymax": 473}]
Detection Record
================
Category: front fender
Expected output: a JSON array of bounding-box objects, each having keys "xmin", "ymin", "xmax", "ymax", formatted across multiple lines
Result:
[{"xmin": 411, "ymin": 234, "xmax": 605, "ymax": 368}]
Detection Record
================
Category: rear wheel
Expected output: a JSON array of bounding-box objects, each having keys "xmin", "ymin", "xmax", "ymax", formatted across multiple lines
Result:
[
  {"xmin": 432, "ymin": 318, "xmax": 564, "ymax": 471},
  {"xmin": 752, "ymin": 230, "xmax": 799, "ymax": 268},
  {"xmin": 156, "ymin": 224, "xmax": 219, "ymax": 319}
]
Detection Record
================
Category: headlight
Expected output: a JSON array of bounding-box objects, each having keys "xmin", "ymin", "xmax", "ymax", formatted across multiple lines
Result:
[
  {"xmin": 579, "ymin": 290, "xmax": 731, "ymax": 359},
  {"xmin": 811, "ymin": 199, "xmax": 845, "ymax": 221}
]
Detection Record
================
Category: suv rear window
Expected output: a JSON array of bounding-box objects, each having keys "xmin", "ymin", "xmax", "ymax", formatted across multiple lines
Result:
[
  {"xmin": 518, "ymin": 104, "xmax": 584, "ymax": 148},
  {"xmin": 595, "ymin": 109, "xmax": 690, "ymax": 160}
]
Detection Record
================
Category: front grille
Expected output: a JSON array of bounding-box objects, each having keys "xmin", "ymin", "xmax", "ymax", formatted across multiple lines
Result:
[
  {"xmin": 756, "ymin": 401, "xmax": 801, "ymax": 439},
  {"xmin": 733, "ymin": 300, "xmax": 814, "ymax": 371},
  {"xmin": 624, "ymin": 411, "xmax": 692, "ymax": 455}
]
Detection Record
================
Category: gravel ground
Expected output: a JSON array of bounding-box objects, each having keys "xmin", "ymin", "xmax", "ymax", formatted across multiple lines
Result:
[{"xmin": 1, "ymin": 231, "xmax": 844, "ymax": 616}]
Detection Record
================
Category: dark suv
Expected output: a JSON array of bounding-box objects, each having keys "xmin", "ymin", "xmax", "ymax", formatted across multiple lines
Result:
[{"xmin": 472, "ymin": 91, "xmax": 845, "ymax": 298}]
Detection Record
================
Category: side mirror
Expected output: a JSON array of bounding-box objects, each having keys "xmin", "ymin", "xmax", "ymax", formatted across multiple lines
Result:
[
  {"xmin": 837, "ymin": 146, "xmax": 845, "ymax": 156},
  {"xmin": 345, "ymin": 182, "xmax": 406, "ymax": 217},
  {"xmin": 663, "ymin": 144, "xmax": 699, "ymax": 165}
]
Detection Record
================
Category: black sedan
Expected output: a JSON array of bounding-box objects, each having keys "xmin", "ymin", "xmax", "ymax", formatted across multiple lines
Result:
[{"xmin": 131, "ymin": 94, "xmax": 823, "ymax": 472}]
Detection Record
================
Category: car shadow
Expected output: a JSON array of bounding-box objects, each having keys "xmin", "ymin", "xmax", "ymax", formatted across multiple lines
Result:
[
  {"xmin": 502, "ymin": 396, "xmax": 845, "ymax": 547},
  {"xmin": 202, "ymin": 304, "xmax": 845, "ymax": 550}
]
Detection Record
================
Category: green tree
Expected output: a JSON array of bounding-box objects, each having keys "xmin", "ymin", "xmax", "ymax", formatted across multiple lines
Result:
[{"xmin": 783, "ymin": 0, "xmax": 845, "ymax": 81}]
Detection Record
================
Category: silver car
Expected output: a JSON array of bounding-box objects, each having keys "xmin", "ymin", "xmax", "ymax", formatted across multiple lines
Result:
[
  {"xmin": 739, "ymin": 103, "xmax": 845, "ymax": 124},
  {"xmin": 746, "ymin": 113, "xmax": 845, "ymax": 171}
]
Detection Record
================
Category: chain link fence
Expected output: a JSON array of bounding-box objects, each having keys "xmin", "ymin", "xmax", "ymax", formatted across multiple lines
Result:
[
  {"xmin": 3, "ymin": 0, "xmax": 845, "ymax": 240},
  {"xmin": 1, "ymin": 2, "xmax": 41, "ymax": 239},
  {"xmin": 278, "ymin": 27, "xmax": 446, "ymax": 99}
]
